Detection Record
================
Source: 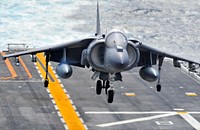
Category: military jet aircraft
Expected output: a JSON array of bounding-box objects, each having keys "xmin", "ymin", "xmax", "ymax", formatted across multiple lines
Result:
[{"xmin": 3, "ymin": 2, "xmax": 200, "ymax": 103}]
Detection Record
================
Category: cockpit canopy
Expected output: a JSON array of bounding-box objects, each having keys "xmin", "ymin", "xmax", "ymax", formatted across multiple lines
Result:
[{"xmin": 105, "ymin": 29, "xmax": 128, "ymax": 48}]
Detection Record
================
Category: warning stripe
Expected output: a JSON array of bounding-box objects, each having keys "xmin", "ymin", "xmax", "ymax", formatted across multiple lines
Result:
[
  {"xmin": 1, "ymin": 52, "xmax": 17, "ymax": 78},
  {"xmin": 36, "ymin": 53, "xmax": 85, "ymax": 130},
  {"xmin": 18, "ymin": 56, "xmax": 32, "ymax": 78}
]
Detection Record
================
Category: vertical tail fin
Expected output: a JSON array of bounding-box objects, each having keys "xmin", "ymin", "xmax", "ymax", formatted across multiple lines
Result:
[{"xmin": 96, "ymin": 1, "xmax": 101, "ymax": 36}]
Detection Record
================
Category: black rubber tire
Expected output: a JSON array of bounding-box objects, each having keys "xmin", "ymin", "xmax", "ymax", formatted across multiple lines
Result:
[
  {"xmin": 156, "ymin": 84, "xmax": 161, "ymax": 92},
  {"xmin": 96, "ymin": 80, "xmax": 102, "ymax": 95},
  {"xmin": 107, "ymin": 89, "xmax": 114, "ymax": 103},
  {"xmin": 44, "ymin": 79, "xmax": 49, "ymax": 88}
]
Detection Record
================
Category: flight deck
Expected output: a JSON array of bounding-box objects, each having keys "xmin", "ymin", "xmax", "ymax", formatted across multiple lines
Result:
[
  {"xmin": 0, "ymin": 52, "xmax": 65, "ymax": 130},
  {"xmin": 1, "ymin": 51, "xmax": 200, "ymax": 130}
]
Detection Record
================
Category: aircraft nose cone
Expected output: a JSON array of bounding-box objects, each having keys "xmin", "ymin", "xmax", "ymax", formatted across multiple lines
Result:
[
  {"xmin": 110, "ymin": 53, "xmax": 129, "ymax": 72},
  {"xmin": 118, "ymin": 57, "xmax": 128, "ymax": 68}
]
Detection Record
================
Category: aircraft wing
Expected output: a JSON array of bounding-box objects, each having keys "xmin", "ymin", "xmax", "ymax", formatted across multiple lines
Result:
[
  {"xmin": 3, "ymin": 37, "xmax": 95, "ymax": 67},
  {"xmin": 137, "ymin": 42, "xmax": 200, "ymax": 69}
]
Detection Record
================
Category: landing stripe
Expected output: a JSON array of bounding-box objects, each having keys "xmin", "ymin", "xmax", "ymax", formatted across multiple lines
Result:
[
  {"xmin": 36, "ymin": 53, "xmax": 85, "ymax": 130},
  {"xmin": 86, "ymin": 111, "xmax": 200, "ymax": 129},
  {"xmin": 96, "ymin": 113, "xmax": 177, "ymax": 127},
  {"xmin": 85, "ymin": 111, "xmax": 177, "ymax": 114},
  {"xmin": 18, "ymin": 56, "xmax": 32, "ymax": 78},
  {"xmin": 1, "ymin": 52, "xmax": 17, "ymax": 78},
  {"xmin": 179, "ymin": 113, "xmax": 200, "ymax": 130}
]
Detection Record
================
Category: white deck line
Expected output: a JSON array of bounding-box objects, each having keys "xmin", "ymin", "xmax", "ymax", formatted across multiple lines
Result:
[
  {"xmin": 180, "ymin": 113, "xmax": 200, "ymax": 130},
  {"xmin": 96, "ymin": 113, "xmax": 177, "ymax": 127}
]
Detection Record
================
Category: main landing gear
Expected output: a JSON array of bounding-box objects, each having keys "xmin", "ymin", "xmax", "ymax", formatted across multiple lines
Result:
[
  {"xmin": 96, "ymin": 75, "xmax": 115, "ymax": 103},
  {"xmin": 96, "ymin": 80, "xmax": 110, "ymax": 95}
]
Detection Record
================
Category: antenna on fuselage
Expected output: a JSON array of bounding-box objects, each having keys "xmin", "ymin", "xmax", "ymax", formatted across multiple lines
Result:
[{"xmin": 96, "ymin": 1, "xmax": 101, "ymax": 36}]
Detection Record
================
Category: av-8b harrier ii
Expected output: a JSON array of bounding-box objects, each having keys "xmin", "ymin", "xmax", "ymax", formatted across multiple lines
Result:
[{"xmin": 3, "ymin": 2, "xmax": 200, "ymax": 103}]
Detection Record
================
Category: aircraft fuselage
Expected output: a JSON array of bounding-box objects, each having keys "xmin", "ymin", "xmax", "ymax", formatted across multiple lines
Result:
[
  {"xmin": 87, "ymin": 29, "xmax": 139, "ymax": 74},
  {"xmin": 104, "ymin": 29, "xmax": 130, "ymax": 73}
]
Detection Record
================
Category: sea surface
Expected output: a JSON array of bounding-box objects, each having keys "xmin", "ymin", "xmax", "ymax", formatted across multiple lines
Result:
[{"xmin": 0, "ymin": 0, "xmax": 200, "ymax": 62}]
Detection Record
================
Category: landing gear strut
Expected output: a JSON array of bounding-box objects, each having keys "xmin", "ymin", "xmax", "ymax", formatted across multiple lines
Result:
[
  {"xmin": 107, "ymin": 75, "xmax": 115, "ymax": 103},
  {"xmin": 44, "ymin": 53, "xmax": 50, "ymax": 88},
  {"xmin": 156, "ymin": 56, "xmax": 164, "ymax": 92},
  {"xmin": 105, "ymin": 81, "xmax": 110, "ymax": 95},
  {"xmin": 96, "ymin": 80, "xmax": 110, "ymax": 95},
  {"xmin": 95, "ymin": 75, "xmax": 115, "ymax": 103}
]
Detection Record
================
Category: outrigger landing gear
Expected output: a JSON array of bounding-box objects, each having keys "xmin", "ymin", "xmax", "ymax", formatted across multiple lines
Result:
[
  {"xmin": 156, "ymin": 65, "xmax": 161, "ymax": 92},
  {"xmin": 156, "ymin": 56, "xmax": 164, "ymax": 92},
  {"xmin": 95, "ymin": 74, "xmax": 115, "ymax": 103},
  {"xmin": 44, "ymin": 53, "xmax": 50, "ymax": 88}
]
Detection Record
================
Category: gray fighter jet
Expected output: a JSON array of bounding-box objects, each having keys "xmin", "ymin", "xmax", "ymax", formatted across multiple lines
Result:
[{"xmin": 3, "ymin": 2, "xmax": 200, "ymax": 103}]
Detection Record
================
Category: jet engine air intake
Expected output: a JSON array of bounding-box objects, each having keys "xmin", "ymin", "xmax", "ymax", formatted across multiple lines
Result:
[
  {"xmin": 125, "ymin": 41, "xmax": 140, "ymax": 70},
  {"xmin": 87, "ymin": 40, "xmax": 105, "ymax": 71},
  {"xmin": 139, "ymin": 66, "xmax": 159, "ymax": 82},
  {"xmin": 56, "ymin": 63, "xmax": 73, "ymax": 79}
]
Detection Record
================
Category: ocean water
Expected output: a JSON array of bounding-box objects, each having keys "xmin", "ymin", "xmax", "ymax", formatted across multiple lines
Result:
[
  {"xmin": 0, "ymin": 0, "xmax": 92, "ymax": 49},
  {"xmin": 0, "ymin": 0, "xmax": 200, "ymax": 62}
]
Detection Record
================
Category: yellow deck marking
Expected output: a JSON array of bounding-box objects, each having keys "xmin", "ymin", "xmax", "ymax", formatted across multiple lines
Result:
[
  {"xmin": 0, "ymin": 77, "xmax": 13, "ymax": 80},
  {"xmin": 124, "ymin": 93, "xmax": 136, "ymax": 97},
  {"xmin": 19, "ymin": 56, "xmax": 32, "ymax": 78},
  {"xmin": 185, "ymin": 92, "xmax": 198, "ymax": 97},
  {"xmin": 35, "ymin": 58, "xmax": 52, "ymax": 82},
  {"xmin": 177, "ymin": 111, "xmax": 188, "ymax": 115},
  {"xmin": 36, "ymin": 53, "xmax": 85, "ymax": 130},
  {"xmin": 1, "ymin": 52, "xmax": 17, "ymax": 78}
]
